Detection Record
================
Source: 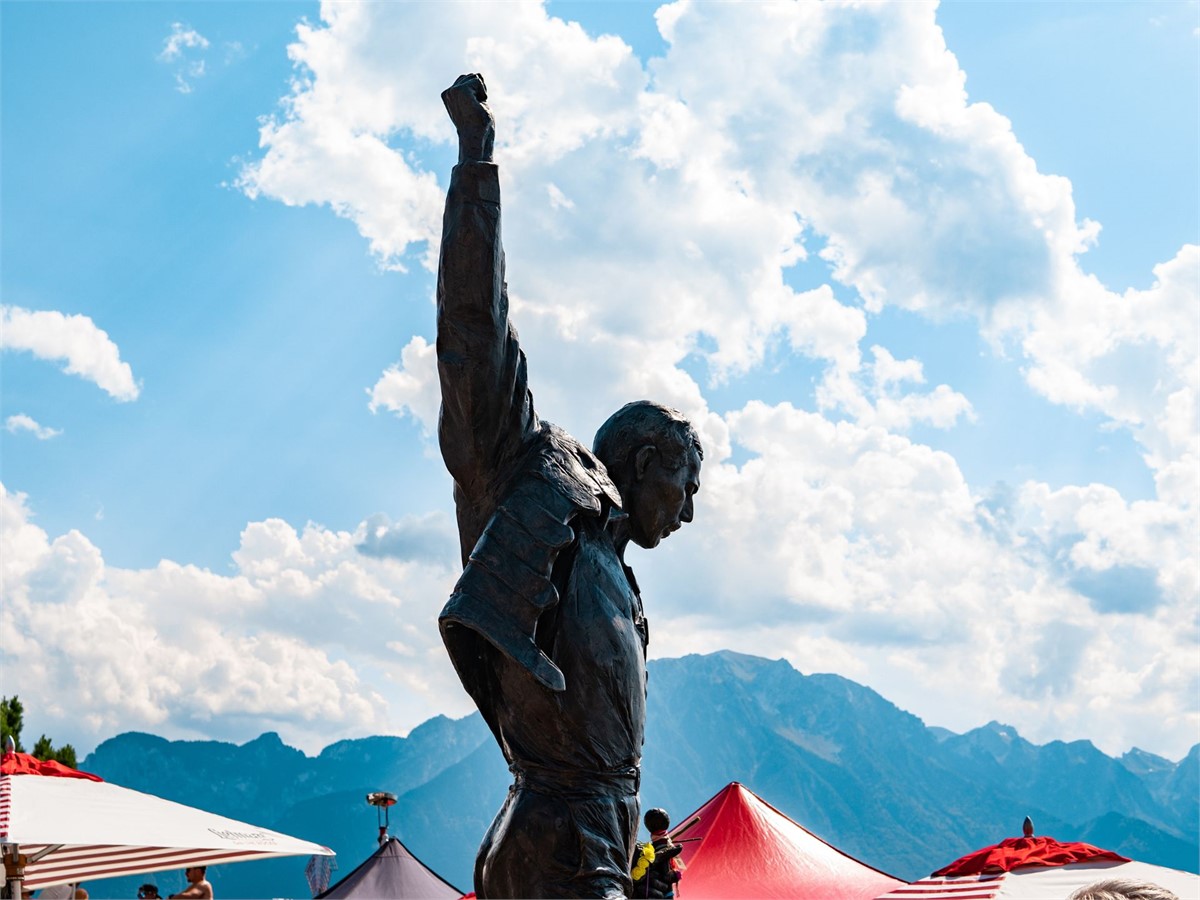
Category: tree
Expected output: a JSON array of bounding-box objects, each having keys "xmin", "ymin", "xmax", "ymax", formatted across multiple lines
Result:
[
  {"xmin": 32, "ymin": 733, "xmax": 78, "ymax": 768},
  {"xmin": 1, "ymin": 695, "xmax": 26, "ymax": 752},
  {"xmin": 2, "ymin": 695, "xmax": 76, "ymax": 766}
]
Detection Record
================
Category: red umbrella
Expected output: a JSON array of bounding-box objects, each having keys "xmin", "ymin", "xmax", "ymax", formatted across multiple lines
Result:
[{"xmin": 873, "ymin": 819, "xmax": 1199, "ymax": 899}]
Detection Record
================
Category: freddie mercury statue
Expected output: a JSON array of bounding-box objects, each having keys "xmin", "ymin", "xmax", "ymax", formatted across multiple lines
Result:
[{"xmin": 435, "ymin": 73, "xmax": 703, "ymax": 899}]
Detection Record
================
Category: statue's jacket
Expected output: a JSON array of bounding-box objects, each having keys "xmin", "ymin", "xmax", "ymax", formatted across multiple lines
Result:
[{"xmin": 441, "ymin": 419, "xmax": 622, "ymax": 695}]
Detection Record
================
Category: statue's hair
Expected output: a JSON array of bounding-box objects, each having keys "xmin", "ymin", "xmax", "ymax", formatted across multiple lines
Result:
[
  {"xmin": 1068, "ymin": 880, "xmax": 1181, "ymax": 900},
  {"xmin": 592, "ymin": 401, "xmax": 702, "ymax": 475}
]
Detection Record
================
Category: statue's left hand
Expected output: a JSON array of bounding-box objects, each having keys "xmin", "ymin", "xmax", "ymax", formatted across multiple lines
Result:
[{"xmin": 442, "ymin": 72, "xmax": 495, "ymax": 164}]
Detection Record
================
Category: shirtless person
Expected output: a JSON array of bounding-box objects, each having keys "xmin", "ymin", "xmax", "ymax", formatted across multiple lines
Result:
[{"xmin": 168, "ymin": 867, "xmax": 211, "ymax": 899}]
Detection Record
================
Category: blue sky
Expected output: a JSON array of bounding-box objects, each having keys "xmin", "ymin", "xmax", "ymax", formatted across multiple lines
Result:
[{"xmin": 2, "ymin": 1, "xmax": 1197, "ymax": 761}]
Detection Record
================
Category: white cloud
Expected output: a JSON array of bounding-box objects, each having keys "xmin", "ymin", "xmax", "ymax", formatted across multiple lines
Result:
[
  {"xmin": 1, "ymin": 484, "xmax": 470, "ymax": 754},
  {"xmin": 236, "ymin": 0, "xmax": 1075, "ymax": 440},
  {"xmin": 5, "ymin": 414, "xmax": 62, "ymax": 440},
  {"xmin": 158, "ymin": 22, "xmax": 210, "ymax": 93},
  {"xmin": 1018, "ymin": 245, "xmax": 1200, "ymax": 494},
  {"xmin": 1, "ymin": 305, "xmax": 140, "ymax": 401},
  {"xmin": 635, "ymin": 400, "xmax": 1198, "ymax": 756},
  {"xmin": 814, "ymin": 344, "xmax": 975, "ymax": 432},
  {"xmin": 159, "ymin": 22, "xmax": 209, "ymax": 61},
  {"xmin": 1019, "ymin": 479, "xmax": 1197, "ymax": 609},
  {"xmin": 368, "ymin": 335, "xmax": 439, "ymax": 433},
  {"xmin": 255, "ymin": 0, "xmax": 1185, "ymax": 441},
  {"xmin": 218, "ymin": 1, "xmax": 1198, "ymax": 757}
]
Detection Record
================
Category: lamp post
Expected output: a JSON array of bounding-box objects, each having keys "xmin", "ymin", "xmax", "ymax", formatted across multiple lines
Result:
[{"xmin": 365, "ymin": 792, "xmax": 397, "ymax": 846}]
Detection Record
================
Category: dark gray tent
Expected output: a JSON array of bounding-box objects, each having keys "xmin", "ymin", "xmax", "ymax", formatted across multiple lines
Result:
[{"xmin": 316, "ymin": 836, "xmax": 463, "ymax": 899}]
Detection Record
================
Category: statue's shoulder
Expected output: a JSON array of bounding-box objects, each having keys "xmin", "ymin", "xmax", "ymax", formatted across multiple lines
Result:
[{"xmin": 525, "ymin": 421, "xmax": 622, "ymax": 518}]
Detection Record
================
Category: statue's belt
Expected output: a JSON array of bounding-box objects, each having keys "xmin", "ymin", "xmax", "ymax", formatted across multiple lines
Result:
[{"xmin": 509, "ymin": 761, "xmax": 641, "ymax": 799}]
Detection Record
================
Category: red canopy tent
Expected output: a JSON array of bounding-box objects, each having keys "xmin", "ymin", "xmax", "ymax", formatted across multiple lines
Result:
[{"xmin": 664, "ymin": 782, "xmax": 903, "ymax": 900}]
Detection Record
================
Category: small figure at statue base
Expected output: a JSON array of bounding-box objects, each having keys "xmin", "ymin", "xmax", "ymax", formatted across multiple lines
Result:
[{"xmin": 630, "ymin": 808, "xmax": 684, "ymax": 899}]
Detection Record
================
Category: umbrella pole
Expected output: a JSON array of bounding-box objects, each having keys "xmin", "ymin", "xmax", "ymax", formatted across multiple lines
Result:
[
  {"xmin": 2, "ymin": 842, "xmax": 23, "ymax": 899},
  {"xmin": 2, "ymin": 842, "xmax": 64, "ymax": 896}
]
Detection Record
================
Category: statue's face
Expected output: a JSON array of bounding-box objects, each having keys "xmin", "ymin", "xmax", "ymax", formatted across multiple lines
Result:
[{"xmin": 627, "ymin": 444, "xmax": 701, "ymax": 550}]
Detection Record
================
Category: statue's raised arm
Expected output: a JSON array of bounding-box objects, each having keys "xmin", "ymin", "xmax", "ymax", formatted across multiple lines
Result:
[{"xmin": 436, "ymin": 73, "xmax": 538, "ymax": 563}]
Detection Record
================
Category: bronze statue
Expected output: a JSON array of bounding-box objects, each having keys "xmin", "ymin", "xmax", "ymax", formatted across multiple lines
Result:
[{"xmin": 435, "ymin": 73, "xmax": 703, "ymax": 900}]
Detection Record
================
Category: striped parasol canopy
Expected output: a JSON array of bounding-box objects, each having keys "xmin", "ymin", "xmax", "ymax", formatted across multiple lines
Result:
[{"xmin": 0, "ymin": 751, "xmax": 333, "ymax": 891}]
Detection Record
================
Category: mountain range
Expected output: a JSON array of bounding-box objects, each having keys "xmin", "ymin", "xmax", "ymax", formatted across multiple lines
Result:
[{"xmin": 77, "ymin": 651, "xmax": 1199, "ymax": 898}]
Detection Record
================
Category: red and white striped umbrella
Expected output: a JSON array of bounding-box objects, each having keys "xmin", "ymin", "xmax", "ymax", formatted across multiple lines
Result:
[
  {"xmin": 874, "ymin": 829, "xmax": 1199, "ymax": 899},
  {"xmin": 0, "ymin": 752, "xmax": 333, "ymax": 891}
]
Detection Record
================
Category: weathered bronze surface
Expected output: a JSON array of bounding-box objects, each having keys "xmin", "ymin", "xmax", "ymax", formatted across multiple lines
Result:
[{"xmin": 434, "ymin": 73, "xmax": 703, "ymax": 899}]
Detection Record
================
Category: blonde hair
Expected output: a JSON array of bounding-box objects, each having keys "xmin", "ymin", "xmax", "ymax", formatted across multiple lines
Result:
[{"xmin": 1068, "ymin": 879, "xmax": 1181, "ymax": 900}]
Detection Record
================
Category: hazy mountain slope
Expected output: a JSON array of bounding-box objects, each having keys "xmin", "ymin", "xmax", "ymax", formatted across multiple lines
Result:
[
  {"xmin": 643, "ymin": 652, "xmax": 1072, "ymax": 878},
  {"xmin": 1077, "ymin": 811, "xmax": 1200, "ymax": 873}
]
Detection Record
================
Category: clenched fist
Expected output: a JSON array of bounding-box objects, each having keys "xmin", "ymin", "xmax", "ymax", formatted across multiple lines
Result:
[{"xmin": 442, "ymin": 72, "xmax": 495, "ymax": 165}]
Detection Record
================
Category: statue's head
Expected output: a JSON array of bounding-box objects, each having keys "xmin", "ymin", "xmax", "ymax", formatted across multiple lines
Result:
[{"xmin": 593, "ymin": 401, "xmax": 703, "ymax": 550}]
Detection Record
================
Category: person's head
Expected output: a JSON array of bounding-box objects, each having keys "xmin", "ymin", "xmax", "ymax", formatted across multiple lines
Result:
[
  {"xmin": 185, "ymin": 867, "xmax": 206, "ymax": 885},
  {"xmin": 1068, "ymin": 880, "xmax": 1181, "ymax": 900},
  {"xmin": 644, "ymin": 807, "xmax": 671, "ymax": 833},
  {"xmin": 138, "ymin": 884, "xmax": 161, "ymax": 899},
  {"xmin": 593, "ymin": 401, "xmax": 702, "ymax": 550}
]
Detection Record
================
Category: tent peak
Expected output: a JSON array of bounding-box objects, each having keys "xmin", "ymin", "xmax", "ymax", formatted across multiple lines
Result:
[
  {"xmin": 666, "ymin": 780, "xmax": 903, "ymax": 899},
  {"xmin": 315, "ymin": 832, "xmax": 462, "ymax": 898}
]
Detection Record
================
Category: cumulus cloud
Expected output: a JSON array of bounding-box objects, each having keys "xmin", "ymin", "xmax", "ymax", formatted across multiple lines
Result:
[
  {"xmin": 1, "ymin": 484, "xmax": 470, "ymax": 754},
  {"xmin": 368, "ymin": 336, "xmax": 440, "ymax": 433},
  {"xmin": 236, "ymin": 0, "xmax": 1184, "ymax": 448},
  {"xmin": 5, "ymin": 414, "xmax": 62, "ymax": 440},
  {"xmin": 1018, "ymin": 245, "xmax": 1199, "ymax": 491},
  {"xmin": 814, "ymin": 344, "xmax": 975, "ymax": 431},
  {"xmin": 218, "ymin": 1, "xmax": 1197, "ymax": 756},
  {"xmin": 1, "ymin": 305, "xmax": 140, "ymax": 400},
  {"xmin": 635, "ymin": 400, "xmax": 1197, "ymax": 755},
  {"xmin": 1019, "ymin": 479, "xmax": 1197, "ymax": 615},
  {"xmin": 356, "ymin": 511, "xmax": 458, "ymax": 564}
]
